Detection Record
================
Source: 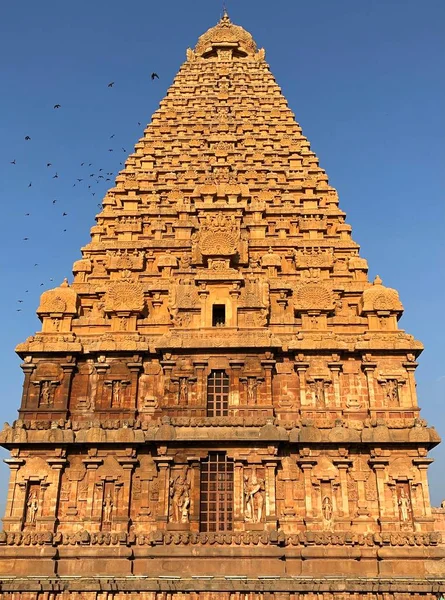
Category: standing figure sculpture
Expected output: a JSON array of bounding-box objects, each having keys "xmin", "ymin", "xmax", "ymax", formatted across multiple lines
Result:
[
  {"xmin": 398, "ymin": 488, "xmax": 411, "ymax": 522},
  {"xmin": 178, "ymin": 378, "xmax": 188, "ymax": 405},
  {"xmin": 170, "ymin": 469, "xmax": 190, "ymax": 524},
  {"xmin": 322, "ymin": 495, "xmax": 333, "ymax": 522},
  {"xmin": 27, "ymin": 491, "xmax": 39, "ymax": 524},
  {"xmin": 244, "ymin": 471, "xmax": 265, "ymax": 523},
  {"xmin": 246, "ymin": 378, "xmax": 260, "ymax": 405},
  {"xmin": 103, "ymin": 492, "xmax": 114, "ymax": 523}
]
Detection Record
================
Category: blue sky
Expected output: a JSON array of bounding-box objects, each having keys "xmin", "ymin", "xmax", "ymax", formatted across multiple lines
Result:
[{"xmin": 0, "ymin": 0, "xmax": 444, "ymax": 510}]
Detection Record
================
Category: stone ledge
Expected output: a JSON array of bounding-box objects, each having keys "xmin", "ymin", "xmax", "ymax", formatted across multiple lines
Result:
[{"xmin": 0, "ymin": 576, "xmax": 444, "ymax": 594}]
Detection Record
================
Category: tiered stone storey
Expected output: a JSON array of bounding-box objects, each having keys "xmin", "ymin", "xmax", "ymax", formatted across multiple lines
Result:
[{"xmin": 1, "ymin": 12, "xmax": 444, "ymax": 600}]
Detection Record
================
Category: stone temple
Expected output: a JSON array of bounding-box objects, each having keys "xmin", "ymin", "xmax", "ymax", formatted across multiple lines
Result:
[{"xmin": 1, "ymin": 11, "xmax": 444, "ymax": 600}]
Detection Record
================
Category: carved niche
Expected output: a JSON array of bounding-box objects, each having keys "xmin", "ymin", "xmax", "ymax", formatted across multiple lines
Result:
[
  {"xmin": 238, "ymin": 275, "xmax": 269, "ymax": 328},
  {"xmin": 169, "ymin": 279, "xmax": 201, "ymax": 328},
  {"xmin": 28, "ymin": 362, "xmax": 64, "ymax": 409},
  {"xmin": 243, "ymin": 466, "xmax": 266, "ymax": 525},
  {"xmin": 311, "ymin": 457, "xmax": 340, "ymax": 529},
  {"xmin": 101, "ymin": 362, "xmax": 132, "ymax": 410},
  {"xmin": 169, "ymin": 466, "xmax": 191, "ymax": 525},
  {"xmin": 95, "ymin": 456, "xmax": 124, "ymax": 532}
]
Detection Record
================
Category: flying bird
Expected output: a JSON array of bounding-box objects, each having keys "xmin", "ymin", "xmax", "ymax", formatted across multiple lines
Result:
[
  {"xmin": 62, "ymin": 212, "xmax": 67, "ymax": 216},
  {"xmin": 108, "ymin": 82, "xmax": 115, "ymax": 88},
  {"xmin": 25, "ymin": 213, "xmax": 30, "ymax": 216},
  {"xmin": 54, "ymin": 104, "xmax": 61, "ymax": 109},
  {"xmin": 53, "ymin": 173, "xmax": 59, "ymax": 179},
  {"xmin": 10, "ymin": 159, "xmax": 16, "ymax": 165},
  {"xmin": 110, "ymin": 134, "xmax": 115, "ymax": 139},
  {"xmin": 23, "ymin": 237, "xmax": 29, "ymax": 241},
  {"xmin": 17, "ymin": 300, "xmax": 23, "ymax": 303},
  {"xmin": 81, "ymin": 162, "xmax": 85, "ymax": 166},
  {"xmin": 151, "ymin": 72, "xmax": 159, "ymax": 80},
  {"xmin": 16, "ymin": 309, "xmax": 22, "ymax": 312},
  {"xmin": 121, "ymin": 147, "xmax": 126, "ymax": 152},
  {"xmin": 47, "ymin": 162, "xmax": 52, "ymax": 167},
  {"xmin": 34, "ymin": 263, "xmax": 38, "ymax": 267},
  {"xmin": 77, "ymin": 178, "xmax": 83, "ymax": 182},
  {"xmin": 24, "ymin": 136, "xmax": 31, "ymax": 141},
  {"xmin": 108, "ymin": 149, "xmax": 113, "ymax": 152},
  {"xmin": 52, "ymin": 199, "xmax": 57, "ymax": 204},
  {"xmin": 28, "ymin": 182, "xmax": 32, "ymax": 187}
]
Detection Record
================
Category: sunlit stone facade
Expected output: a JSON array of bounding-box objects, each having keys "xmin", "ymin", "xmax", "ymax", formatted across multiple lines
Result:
[{"xmin": 1, "ymin": 12, "xmax": 444, "ymax": 600}]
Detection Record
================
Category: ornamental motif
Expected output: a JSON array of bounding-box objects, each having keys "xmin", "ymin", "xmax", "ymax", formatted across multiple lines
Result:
[
  {"xmin": 37, "ymin": 279, "xmax": 78, "ymax": 315},
  {"xmin": 360, "ymin": 275, "xmax": 404, "ymax": 313},
  {"xmin": 198, "ymin": 213, "xmax": 239, "ymax": 257},
  {"xmin": 194, "ymin": 12, "xmax": 258, "ymax": 57},
  {"xmin": 103, "ymin": 281, "xmax": 145, "ymax": 313},
  {"xmin": 293, "ymin": 283, "xmax": 334, "ymax": 312}
]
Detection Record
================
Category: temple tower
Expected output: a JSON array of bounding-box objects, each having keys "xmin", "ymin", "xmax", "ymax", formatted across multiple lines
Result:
[{"xmin": 1, "ymin": 12, "xmax": 444, "ymax": 600}]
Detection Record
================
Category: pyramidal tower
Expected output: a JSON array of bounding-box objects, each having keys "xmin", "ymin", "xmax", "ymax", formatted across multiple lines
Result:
[{"xmin": 1, "ymin": 13, "xmax": 444, "ymax": 599}]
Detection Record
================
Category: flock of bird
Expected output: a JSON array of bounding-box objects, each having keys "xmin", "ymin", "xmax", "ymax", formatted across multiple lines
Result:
[{"xmin": 10, "ymin": 74, "xmax": 160, "ymax": 314}]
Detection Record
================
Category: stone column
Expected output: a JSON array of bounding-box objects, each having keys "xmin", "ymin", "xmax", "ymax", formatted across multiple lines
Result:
[
  {"xmin": 160, "ymin": 359, "xmax": 175, "ymax": 406},
  {"xmin": 153, "ymin": 457, "xmax": 174, "ymax": 527},
  {"xmin": 116, "ymin": 457, "xmax": 138, "ymax": 532},
  {"xmin": 127, "ymin": 358, "xmax": 143, "ymax": 413},
  {"xmin": 45, "ymin": 458, "xmax": 67, "ymax": 531},
  {"xmin": 59, "ymin": 360, "xmax": 76, "ymax": 414},
  {"xmin": 93, "ymin": 361, "xmax": 110, "ymax": 410},
  {"xmin": 19, "ymin": 361, "xmax": 36, "ymax": 411},
  {"xmin": 2, "ymin": 458, "xmax": 25, "ymax": 531},
  {"xmin": 261, "ymin": 359, "xmax": 275, "ymax": 406},
  {"xmin": 298, "ymin": 459, "xmax": 316, "ymax": 520},
  {"xmin": 333, "ymin": 459, "xmax": 352, "ymax": 518},
  {"xmin": 187, "ymin": 456, "xmax": 201, "ymax": 532},
  {"xmin": 194, "ymin": 361, "xmax": 208, "ymax": 414},
  {"xmin": 328, "ymin": 362, "xmax": 342, "ymax": 408},
  {"xmin": 403, "ymin": 361, "xmax": 419, "ymax": 409},
  {"xmin": 413, "ymin": 458, "xmax": 434, "ymax": 518},
  {"xmin": 82, "ymin": 457, "xmax": 103, "ymax": 524},
  {"xmin": 229, "ymin": 284, "xmax": 241, "ymax": 327},
  {"xmin": 362, "ymin": 362, "xmax": 377, "ymax": 409},
  {"xmin": 229, "ymin": 360, "xmax": 243, "ymax": 408},
  {"xmin": 369, "ymin": 459, "xmax": 389, "ymax": 520},
  {"xmin": 295, "ymin": 361, "xmax": 310, "ymax": 408},
  {"xmin": 263, "ymin": 458, "xmax": 280, "ymax": 529},
  {"xmin": 233, "ymin": 460, "xmax": 245, "ymax": 530}
]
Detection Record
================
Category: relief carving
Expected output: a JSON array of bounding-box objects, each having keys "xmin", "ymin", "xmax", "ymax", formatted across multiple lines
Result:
[
  {"xmin": 244, "ymin": 468, "xmax": 265, "ymax": 524},
  {"xmin": 169, "ymin": 467, "xmax": 191, "ymax": 524}
]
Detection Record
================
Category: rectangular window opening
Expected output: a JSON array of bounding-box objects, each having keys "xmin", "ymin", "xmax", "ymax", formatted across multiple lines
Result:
[
  {"xmin": 212, "ymin": 304, "xmax": 226, "ymax": 327},
  {"xmin": 200, "ymin": 452, "xmax": 234, "ymax": 532}
]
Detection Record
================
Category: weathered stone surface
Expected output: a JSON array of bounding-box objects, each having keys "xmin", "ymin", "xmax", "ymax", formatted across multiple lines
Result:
[{"xmin": 0, "ymin": 10, "xmax": 443, "ymax": 599}]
